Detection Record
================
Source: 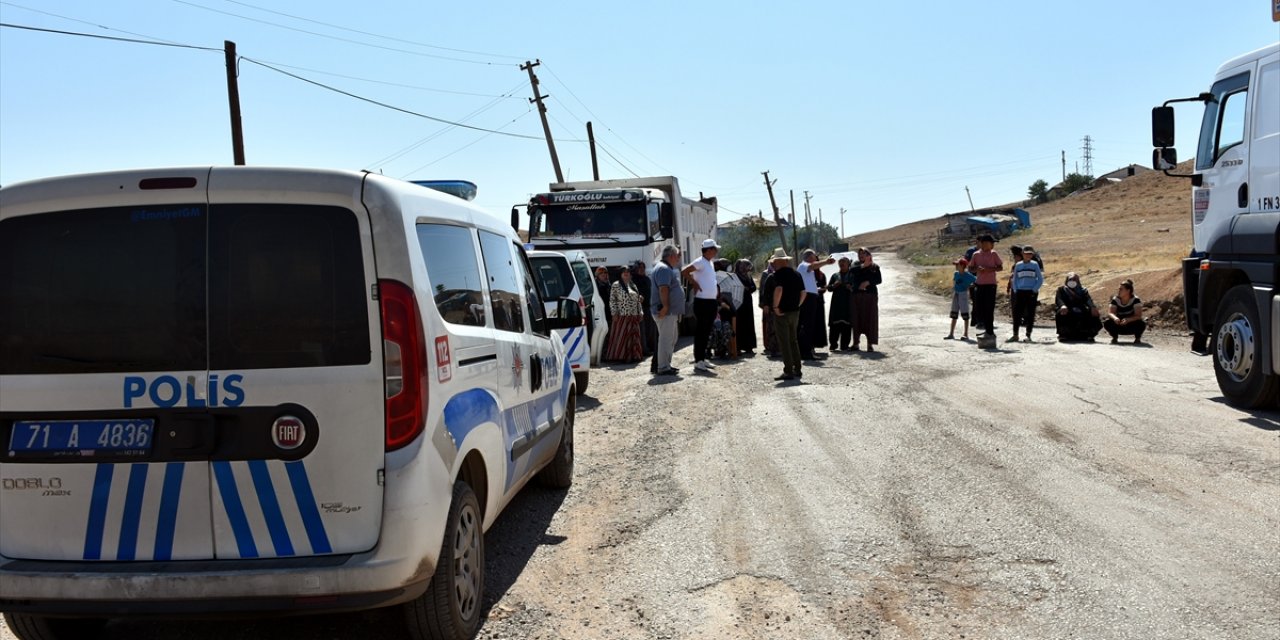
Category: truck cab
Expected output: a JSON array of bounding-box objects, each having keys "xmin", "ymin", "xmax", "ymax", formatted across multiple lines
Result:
[{"xmin": 1152, "ymin": 42, "xmax": 1280, "ymax": 408}]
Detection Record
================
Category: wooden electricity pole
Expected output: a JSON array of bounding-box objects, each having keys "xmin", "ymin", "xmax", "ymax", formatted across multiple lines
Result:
[
  {"xmin": 803, "ymin": 190, "xmax": 813, "ymax": 227},
  {"xmin": 965, "ymin": 185, "xmax": 975, "ymax": 212},
  {"xmin": 789, "ymin": 190, "xmax": 798, "ymax": 254},
  {"xmin": 586, "ymin": 122, "xmax": 600, "ymax": 180},
  {"xmin": 761, "ymin": 171, "xmax": 789, "ymax": 255},
  {"xmin": 522, "ymin": 60, "xmax": 564, "ymax": 183},
  {"xmin": 224, "ymin": 40, "xmax": 245, "ymax": 165},
  {"xmin": 839, "ymin": 207, "xmax": 847, "ymax": 240}
]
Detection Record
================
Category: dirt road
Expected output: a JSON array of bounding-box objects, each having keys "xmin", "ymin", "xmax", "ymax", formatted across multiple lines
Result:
[{"xmin": 4, "ymin": 258, "xmax": 1278, "ymax": 640}]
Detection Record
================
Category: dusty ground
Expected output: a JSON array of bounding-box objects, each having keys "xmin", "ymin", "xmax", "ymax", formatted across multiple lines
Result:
[{"xmin": 4, "ymin": 257, "xmax": 1279, "ymax": 640}]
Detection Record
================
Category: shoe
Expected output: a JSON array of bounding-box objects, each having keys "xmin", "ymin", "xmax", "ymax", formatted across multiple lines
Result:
[
  {"xmin": 1007, "ymin": 335, "xmax": 1019, "ymax": 343},
  {"xmin": 1111, "ymin": 337, "xmax": 1119, "ymax": 344},
  {"xmin": 866, "ymin": 346, "xmax": 875, "ymax": 353},
  {"xmin": 944, "ymin": 334, "xmax": 955, "ymax": 340},
  {"xmin": 1133, "ymin": 338, "xmax": 1144, "ymax": 345},
  {"xmin": 851, "ymin": 345, "xmax": 861, "ymax": 351},
  {"xmin": 656, "ymin": 367, "xmax": 679, "ymax": 376},
  {"xmin": 961, "ymin": 335, "xmax": 970, "ymax": 341},
  {"xmin": 795, "ymin": 371, "xmax": 803, "ymax": 378},
  {"xmin": 703, "ymin": 360, "xmax": 717, "ymax": 369},
  {"xmin": 775, "ymin": 374, "xmax": 794, "ymax": 381},
  {"xmin": 694, "ymin": 361, "xmax": 711, "ymax": 372}
]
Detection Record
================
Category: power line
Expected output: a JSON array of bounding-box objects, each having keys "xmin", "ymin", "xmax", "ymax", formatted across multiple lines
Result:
[
  {"xmin": 367, "ymin": 80, "xmax": 529, "ymax": 168},
  {"xmin": 542, "ymin": 64, "xmax": 668, "ymax": 175},
  {"xmin": 222, "ymin": 0, "xmax": 526, "ymax": 60},
  {"xmin": 245, "ymin": 57, "xmax": 527, "ymax": 99},
  {"xmin": 170, "ymin": 0, "xmax": 512, "ymax": 66},
  {"xmin": 241, "ymin": 58, "xmax": 581, "ymax": 141},
  {"xmin": 0, "ymin": 21, "xmax": 221, "ymax": 52},
  {"xmin": 400, "ymin": 108, "xmax": 536, "ymax": 177},
  {"xmin": 0, "ymin": 1, "xmax": 192, "ymax": 46}
]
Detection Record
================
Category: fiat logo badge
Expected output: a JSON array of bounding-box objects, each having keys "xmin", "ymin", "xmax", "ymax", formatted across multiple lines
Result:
[{"xmin": 272, "ymin": 416, "xmax": 306, "ymax": 450}]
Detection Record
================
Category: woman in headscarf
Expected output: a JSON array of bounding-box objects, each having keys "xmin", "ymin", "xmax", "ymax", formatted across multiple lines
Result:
[
  {"xmin": 1054, "ymin": 272, "xmax": 1102, "ymax": 342},
  {"xmin": 630, "ymin": 260, "xmax": 655, "ymax": 358},
  {"xmin": 595, "ymin": 266, "xmax": 613, "ymax": 328},
  {"xmin": 713, "ymin": 259, "xmax": 743, "ymax": 358},
  {"xmin": 825, "ymin": 256, "xmax": 856, "ymax": 351},
  {"xmin": 734, "ymin": 259, "xmax": 759, "ymax": 355},
  {"xmin": 605, "ymin": 268, "xmax": 645, "ymax": 363},
  {"xmin": 849, "ymin": 247, "xmax": 883, "ymax": 352},
  {"xmin": 759, "ymin": 260, "xmax": 780, "ymax": 357}
]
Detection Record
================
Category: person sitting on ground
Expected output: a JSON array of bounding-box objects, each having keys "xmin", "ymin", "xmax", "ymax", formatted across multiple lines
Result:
[
  {"xmin": 1104, "ymin": 279, "xmax": 1146, "ymax": 345},
  {"xmin": 1054, "ymin": 272, "xmax": 1102, "ymax": 342},
  {"xmin": 947, "ymin": 257, "xmax": 978, "ymax": 340}
]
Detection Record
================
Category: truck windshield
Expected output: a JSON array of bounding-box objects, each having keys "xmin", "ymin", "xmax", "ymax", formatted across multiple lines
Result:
[{"xmin": 532, "ymin": 201, "xmax": 658, "ymax": 238}]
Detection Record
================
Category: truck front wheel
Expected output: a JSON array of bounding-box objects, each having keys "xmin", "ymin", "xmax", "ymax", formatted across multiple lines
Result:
[{"xmin": 1213, "ymin": 285, "xmax": 1279, "ymax": 408}]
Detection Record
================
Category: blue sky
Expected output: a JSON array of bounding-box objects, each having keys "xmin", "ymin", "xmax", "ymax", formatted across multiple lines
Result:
[{"xmin": 1, "ymin": 1, "xmax": 1277, "ymax": 236}]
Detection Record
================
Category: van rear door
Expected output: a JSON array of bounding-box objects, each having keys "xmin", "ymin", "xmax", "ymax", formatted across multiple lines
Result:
[
  {"xmin": 0, "ymin": 173, "xmax": 216, "ymax": 561},
  {"xmin": 203, "ymin": 170, "xmax": 384, "ymax": 559}
]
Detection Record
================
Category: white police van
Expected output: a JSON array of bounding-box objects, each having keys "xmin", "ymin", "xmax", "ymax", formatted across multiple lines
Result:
[
  {"xmin": 0, "ymin": 167, "xmax": 579, "ymax": 640},
  {"xmin": 527, "ymin": 250, "xmax": 594, "ymax": 395}
]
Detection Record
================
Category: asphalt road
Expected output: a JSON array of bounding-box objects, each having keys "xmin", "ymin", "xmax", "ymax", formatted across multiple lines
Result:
[{"xmin": 4, "ymin": 258, "xmax": 1278, "ymax": 640}]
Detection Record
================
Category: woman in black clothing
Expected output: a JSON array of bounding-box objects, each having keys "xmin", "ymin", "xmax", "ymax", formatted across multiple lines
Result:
[
  {"xmin": 1104, "ymin": 279, "xmax": 1146, "ymax": 344},
  {"xmin": 734, "ymin": 259, "xmax": 758, "ymax": 354},
  {"xmin": 1054, "ymin": 272, "xmax": 1102, "ymax": 342},
  {"xmin": 849, "ymin": 247, "xmax": 883, "ymax": 352}
]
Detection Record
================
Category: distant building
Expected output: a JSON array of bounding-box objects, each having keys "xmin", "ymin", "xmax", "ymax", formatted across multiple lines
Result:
[{"xmin": 1092, "ymin": 164, "xmax": 1151, "ymax": 188}]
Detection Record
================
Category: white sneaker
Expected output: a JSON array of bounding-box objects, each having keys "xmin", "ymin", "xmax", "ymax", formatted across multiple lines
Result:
[
  {"xmin": 694, "ymin": 360, "xmax": 711, "ymax": 371},
  {"xmin": 703, "ymin": 360, "xmax": 717, "ymax": 369}
]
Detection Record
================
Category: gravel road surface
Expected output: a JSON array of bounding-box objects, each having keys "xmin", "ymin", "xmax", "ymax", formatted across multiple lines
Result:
[{"xmin": 4, "ymin": 257, "xmax": 1278, "ymax": 640}]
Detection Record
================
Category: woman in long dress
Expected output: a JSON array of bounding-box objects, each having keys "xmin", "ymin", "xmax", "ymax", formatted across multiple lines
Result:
[
  {"xmin": 605, "ymin": 269, "xmax": 645, "ymax": 363},
  {"xmin": 850, "ymin": 247, "xmax": 883, "ymax": 352},
  {"xmin": 734, "ymin": 259, "xmax": 758, "ymax": 355},
  {"xmin": 826, "ymin": 257, "xmax": 856, "ymax": 351}
]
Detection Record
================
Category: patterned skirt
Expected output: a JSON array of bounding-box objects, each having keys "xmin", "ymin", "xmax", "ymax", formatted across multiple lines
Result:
[
  {"xmin": 605, "ymin": 314, "xmax": 644, "ymax": 362},
  {"xmin": 762, "ymin": 308, "xmax": 779, "ymax": 354}
]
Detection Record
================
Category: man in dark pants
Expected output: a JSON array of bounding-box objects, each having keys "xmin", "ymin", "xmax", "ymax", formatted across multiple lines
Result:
[
  {"xmin": 796, "ymin": 249, "xmax": 835, "ymax": 359},
  {"xmin": 968, "ymin": 234, "xmax": 1003, "ymax": 338},
  {"xmin": 768, "ymin": 248, "xmax": 807, "ymax": 381},
  {"xmin": 631, "ymin": 260, "xmax": 656, "ymax": 359},
  {"xmin": 682, "ymin": 239, "xmax": 721, "ymax": 372}
]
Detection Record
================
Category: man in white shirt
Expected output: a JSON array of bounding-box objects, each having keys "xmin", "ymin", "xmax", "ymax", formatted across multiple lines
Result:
[
  {"xmin": 796, "ymin": 249, "xmax": 835, "ymax": 360},
  {"xmin": 681, "ymin": 238, "xmax": 721, "ymax": 371}
]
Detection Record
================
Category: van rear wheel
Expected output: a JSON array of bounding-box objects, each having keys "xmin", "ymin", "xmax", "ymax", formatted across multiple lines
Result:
[
  {"xmin": 403, "ymin": 482, "xmax": 484, "ymax": 640},
  {"xmin": 2, "ymin": 614, "xmax": 107, "ymax": 640},
  {"xmin": 573, "ymin": 371, "xmax": 589, "ymax": 395},
  {"xmin": 537, "ymin": 393, "xmax": 575, "ymax": 489}
]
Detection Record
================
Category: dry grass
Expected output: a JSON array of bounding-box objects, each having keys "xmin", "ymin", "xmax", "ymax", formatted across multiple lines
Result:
[{"xmin": 852, "ymin": 161, "xmax": 1196, "ymax": 328}]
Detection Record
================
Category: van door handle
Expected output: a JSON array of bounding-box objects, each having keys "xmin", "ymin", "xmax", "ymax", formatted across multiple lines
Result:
[{"xmin": 1238, "ymin": 182, "xmax": 1248, "ymax": 208}]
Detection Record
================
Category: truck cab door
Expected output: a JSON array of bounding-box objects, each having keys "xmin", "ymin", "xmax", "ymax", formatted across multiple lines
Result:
[{"xmin": 1194, "ymin": 71, "xmax": 1251, "ymax": 252}]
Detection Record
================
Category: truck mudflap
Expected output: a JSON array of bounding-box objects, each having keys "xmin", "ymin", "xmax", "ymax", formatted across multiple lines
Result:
[{"xmin": 1183, "ymin": 257, "xmax": 1204, "ymax": 336}]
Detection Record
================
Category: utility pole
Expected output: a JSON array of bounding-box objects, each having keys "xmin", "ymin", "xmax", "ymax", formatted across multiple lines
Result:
[
  {"xmin": 1061, "ymin": 150, "xmax": 1066, "ymax": 183},
  {"xmin": 789, "ymin": 190, "xmax": 798, "ymax": 254},
  {"xmin": 803, "ymin": 190, "xmax": 813, "ymax": 227},
  {"xmin": 965, "ymin": 186, "xmax": 975, "ymax": 212},
  {"xmin": 224, "ymin": 40, "xmax": 245, "ymax": 165},
  {"xmin": 761, "ymin": 171, "xmax": 789, "ymax": 255},
  {"xmin": 839, "ymin": 207, "xmax": 847, "ymax": 240},
  {"xmin": 521, "ymin": 60, "xmax": 564, "ymax": 183},
  {"xmin": 586, "ymin": 122, "xmax": 600, "ymax": 180}
]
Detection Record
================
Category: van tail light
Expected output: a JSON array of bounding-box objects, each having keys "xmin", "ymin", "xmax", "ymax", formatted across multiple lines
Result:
[
  {"xmin": 379, "ymin": 279, "xmax": 427, "ymax": 451},
  {"xmin": 578, "ymin": 298, "xmax": 588, "ymax": 326}
]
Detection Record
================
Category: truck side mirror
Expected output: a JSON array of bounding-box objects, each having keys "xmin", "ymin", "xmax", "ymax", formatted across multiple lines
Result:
[
  {"xmin": 1153, "ymin": 148, "xmax": 1178, "ymax": 171},
  {"xmin": 660, "ymin": 203, "xmax": 674, "ymax": 239},
  {"xmin": 1152, "ymin": 106, "xmax": 1176, "ymax": 147}
]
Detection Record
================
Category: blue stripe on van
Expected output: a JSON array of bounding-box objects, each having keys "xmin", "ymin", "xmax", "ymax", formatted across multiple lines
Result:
[
  {"xmin": 566, "ymin": 330, "xmax": 585, "ymax": 362},
  {"xmin": 213, "ymin": 461, "xmax": 258, "ymax": 558},
  {"xmin": 248, "ymin": 460, "xmax": 295, "ymax": 557},
  {"xmin": 115, "ymin": 463, "xmax": 150, "ymax": 561},
  {"xmin": 82, "ymin": 463, "xmax": 115, "ymax": 560},
  {"xmin": 285, "ymin": 461, "xmax": 332, "ymax": 555},
  {"xmin": 152, "ymin": 462, "xmax": 185, "ymax": 561}
]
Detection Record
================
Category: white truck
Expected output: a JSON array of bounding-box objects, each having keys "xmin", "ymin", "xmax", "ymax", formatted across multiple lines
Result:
[
  {"xmin": 514, "ymin": 176, "xmax": 719, "ymax": 274},
  {"xmin": 1151, "ymin": 41, "xmax": 1279, "ymax": 408}
]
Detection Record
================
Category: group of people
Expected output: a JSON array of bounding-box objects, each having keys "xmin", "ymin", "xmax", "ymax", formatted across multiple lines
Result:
[{"xmin": 947, "ymin": 233, "xmax": 1147, "ymax": 345}]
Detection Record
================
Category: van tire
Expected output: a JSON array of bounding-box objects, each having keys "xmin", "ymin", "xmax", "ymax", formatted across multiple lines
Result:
[
  {"xmin": 573, "ymin": 371, "xmax": 589, "ymax": 395},
  {"xmin": 2, "ymin": 614, "xmax": 107, "ymax": 640},
  {"xmin": 403, "ymin": 482, "xmax": 484, "ymax": 640},
  {"xmin": 1212, "ymin": 285, "xmax": 1279, "ymax": 409},
  {"xmin": 538, "ymin": 393, "xmax": 575, "ymax": 489}
]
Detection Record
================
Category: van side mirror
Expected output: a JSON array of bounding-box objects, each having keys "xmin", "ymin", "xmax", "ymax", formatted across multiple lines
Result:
[
  {"xmin": 660, "ymin": 203, "xmax": 674, "ymax": 239},
  {"xmin": 1151, "ymin": 106, "xmax": 1175, "ymax": 147},
  {"xmin": 1152, "ymin": 148, "xmax": 1178, "ymax": 171},
  {"xmin": 510, "ymin": 207, "xmax": 519, "ymax": 232},
  {"xmin": 545, "ymin": 297, "xmax": 584, "ymax": 331}
]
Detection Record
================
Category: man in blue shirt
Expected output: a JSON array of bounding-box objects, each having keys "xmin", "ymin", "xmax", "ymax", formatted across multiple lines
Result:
[
  {"xmin": 1008, "ymin": 245, "xmax": 1044, "ymax": 343},
  {"xmin": 650, "ymin": 245, "xmax": 686, "ymax": 375}
]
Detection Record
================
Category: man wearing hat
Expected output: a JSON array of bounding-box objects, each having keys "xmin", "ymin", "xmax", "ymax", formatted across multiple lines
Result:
[
  {"xmin": 968, "ymin": 233, "xmax": 1003, "ymax": 338},
  {"xmin": 768, "ymin": 248, "xmax": 807, "ymax": 381},
  {"xmin": 1008, "ymin": 244, "xmax": 1044, "ymax": 342},
  {"xmin": 682, "ymin": 238, "xmax": 722, "ymax": 372}
]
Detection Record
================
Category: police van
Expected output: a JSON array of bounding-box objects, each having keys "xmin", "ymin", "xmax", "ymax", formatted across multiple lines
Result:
[
  {"xmin": 527, "ymin": 250, "xmax": 596, "ymax": 394},
  {"xmin": 0, "ymin": 167, "xmax": 579, "ymax": 640}
]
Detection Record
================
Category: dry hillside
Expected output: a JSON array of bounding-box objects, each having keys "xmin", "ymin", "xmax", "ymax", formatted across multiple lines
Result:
[{"xmin": 847, "ymin": 161, "xmax": 1196, "ymax": 329}]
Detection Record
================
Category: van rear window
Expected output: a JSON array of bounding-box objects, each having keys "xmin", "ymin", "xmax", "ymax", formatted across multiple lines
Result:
[
  {"xmin": 0, "ymin": 204, "xmax": 371, "ymax": 375},
  {"xmin": 0, "ymin": 205, "xmax": 208, "ymax": 375},
  {"xmin": 530, "ymin": 257, "xmax": 576, "ymax": 301}
]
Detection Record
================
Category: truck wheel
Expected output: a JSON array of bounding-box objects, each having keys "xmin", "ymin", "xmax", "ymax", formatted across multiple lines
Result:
[
  {"xmin": 538, "ymin": 393, "xmax": 575, "ymax": 489},
  {"xmin": 2, "ymin": 614, "xmax": 106, "ymax": 640},
  {"xmin": 403, "ymin": 482, "xmax": 484, "ymax": 640},
  {"xmin": 573, "ymin": 371, "xmax": 589, "ymax": 395},
  {"xmin": 1213, "ymin": 285, "xmax": 1280, "ymax": 408}
]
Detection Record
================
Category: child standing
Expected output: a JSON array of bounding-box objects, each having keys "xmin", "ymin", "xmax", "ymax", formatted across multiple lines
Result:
[
  {"xmin": 947, "ymin": 258, "xmax": 978, "ymax": 340},
  {"xmin": 1008, "ymin": 246, "xmax": 1044, "ymax": 342}
]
